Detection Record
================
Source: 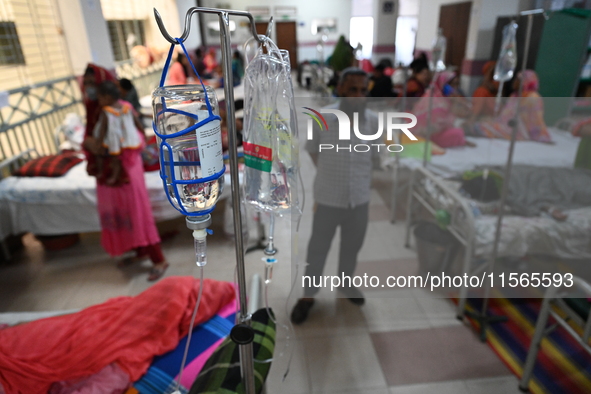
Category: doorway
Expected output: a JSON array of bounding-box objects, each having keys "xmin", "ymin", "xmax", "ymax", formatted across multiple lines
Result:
[
  {"xmin": 276, "ymin": 21, "xmax": 298, "ymax": 69},
  {"xmin": 255, "ymin": 22, "xmax": 268, "ymax": 36},
  {"xmin": 438, "ymin": 1, "xmax": 472, "ymax": 69}
]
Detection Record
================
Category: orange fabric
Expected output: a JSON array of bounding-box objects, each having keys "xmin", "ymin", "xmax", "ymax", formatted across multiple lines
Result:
[
  {"xmin": 0, "ymin": 277, "xmax": 235, "ymax": 394},
  {"xmin": 472, "ymin": 86, "xmax": 496, "ymax": 118},
  {"xmin": 473, "ymin": 86, "xmax": 496, "ymax": 98},
  {"xmin": 482, "ymin": 60, "xmax": 496, "ymax": 76}
]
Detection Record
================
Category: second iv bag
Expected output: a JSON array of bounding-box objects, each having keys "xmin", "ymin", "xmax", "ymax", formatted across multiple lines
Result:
[
  {"xmin": 494, "ymin": 22, "xmax": 518, "ymax": 82},
  {"xmin": 431, "ymin": 28, "xmax": 447, "ymax": 72},
  {"xmin": 242, "ymin": 40, "xmax": 300, "ymax": 216}
]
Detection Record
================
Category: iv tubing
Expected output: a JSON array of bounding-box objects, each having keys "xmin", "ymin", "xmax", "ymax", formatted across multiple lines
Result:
[{"xmin": 175, "ymin": 265, "xmax": 205, "ymax": 391}]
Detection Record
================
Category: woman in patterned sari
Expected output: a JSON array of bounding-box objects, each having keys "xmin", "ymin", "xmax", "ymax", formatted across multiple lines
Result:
[{"xmin": 465, "ymin": 70, "xmax": 552, "ymax": 143}]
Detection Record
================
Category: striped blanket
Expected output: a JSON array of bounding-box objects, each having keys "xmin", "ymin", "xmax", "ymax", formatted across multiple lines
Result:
[
  {"xmin": 464, "ymin": 298, "xmax": 591, "ymax": 394},
  {"xmin": 133, "ymin": 301, "xmax": 237, "ymax": 394}
]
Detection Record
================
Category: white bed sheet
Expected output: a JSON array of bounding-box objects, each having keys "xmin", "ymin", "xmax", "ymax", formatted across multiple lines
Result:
[
  {"xmin": 474, "ymin": 208, "xmax": 591, "ymax": 259},
  {"xmin": 0, "ymin": 161, "xmax": 239, "ymax": 240},
  {"xmin": 398, "ymin": 128, "xmax": 580, "ymax": 177},
  {"xmin": 0, "ymin": 162, "xmax": 183, "ymax": 239}
]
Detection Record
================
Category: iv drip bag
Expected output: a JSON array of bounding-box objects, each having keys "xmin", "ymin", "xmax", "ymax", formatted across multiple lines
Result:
[
  {"xmin": 431, "ymin": 28, "xmax": 447, "ymax": 72},
  {"xmin": 242, "ymin": 39, "xmax": 300, "ymax": 216},
  {"xmin": 494, "ymin": 22, "xmax": 518, "ymax": 83}
]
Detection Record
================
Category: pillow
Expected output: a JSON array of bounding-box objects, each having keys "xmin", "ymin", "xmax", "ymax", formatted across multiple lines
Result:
[
  {"xmin": 189, "ymin": 308, "xmax": 276, "ymax": 394},
  {"xmin": 13, "ymin": 153, "xmax": 83, "ymax": 177}
]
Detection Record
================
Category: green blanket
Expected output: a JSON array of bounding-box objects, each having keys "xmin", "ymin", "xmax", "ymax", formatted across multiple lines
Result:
[{"xmin": 189, "ymin": 308, "xmax": 276, "ymax": 394}]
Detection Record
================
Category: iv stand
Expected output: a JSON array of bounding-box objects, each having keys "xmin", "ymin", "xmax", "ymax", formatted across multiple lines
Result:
[
  {"xmin": 154, "ymin": 7, "xmax": 273, "ymax": 394},
  {"xmin": 464, "ymin": 8, "xmax": 547, "ymax": 342}
]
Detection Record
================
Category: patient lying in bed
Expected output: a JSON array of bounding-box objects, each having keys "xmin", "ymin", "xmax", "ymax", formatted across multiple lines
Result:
[{"xmin": 461, "ymin": 165, "xmax": 591, "ymax": 221}]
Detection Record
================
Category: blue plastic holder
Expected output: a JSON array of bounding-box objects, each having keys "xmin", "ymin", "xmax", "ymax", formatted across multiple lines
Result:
[{"xmin": 153, "ymin": 39, "xmax": 225, "ymax": 217}]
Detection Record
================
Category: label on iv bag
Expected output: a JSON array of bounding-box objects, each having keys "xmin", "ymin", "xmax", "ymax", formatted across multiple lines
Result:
[
  {"xmin": 173, "ymin": 105, "xmax": 223, "ymax": 178},
  {"xmin": 243, "ymin": 142, "xmax": 272, "ymax": 172},
  {"xmin": 195, "ymin": 117, "xmax": 224, "ymax": 177}
]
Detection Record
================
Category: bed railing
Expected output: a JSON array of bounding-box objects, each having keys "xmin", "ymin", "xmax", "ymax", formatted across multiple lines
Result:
[
  {"xmin": 405, "ymin": 165, "xmax": 477, "ymax": 317},
  {"xmin": 0, "ymin": 76, "xmax": 84, "ymax": 163}
]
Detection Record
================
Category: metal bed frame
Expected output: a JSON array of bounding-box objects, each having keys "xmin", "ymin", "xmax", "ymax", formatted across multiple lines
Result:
[
  {"xmin": 404, "ymin": 165, "xmax": 476, "ymax": 318},
  {"xmin": 519, "ymin": 276, "xmax": 591, "ymax": 391}
]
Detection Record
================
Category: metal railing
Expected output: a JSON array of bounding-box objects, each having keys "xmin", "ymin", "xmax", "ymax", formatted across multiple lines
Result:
[
  {"xmin": 115, "ymin": 58, "xmax": 165, "ymax": 98},
  {"xmin": 0, "ymin": 76, "xmax": 84, "ymax": 162}
]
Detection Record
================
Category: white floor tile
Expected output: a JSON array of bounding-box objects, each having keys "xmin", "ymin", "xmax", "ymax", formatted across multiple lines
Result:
[
  {"xmin": 362, "ymin": 291, "xmax": 431, "ymax": 333},
  {"xmin": 304, "ymin": 333, "xmax": 387, "ymax": 393},
  {"xmin": 464, "ymin": 375, "xmax": 523, "ymax": 394},
  {"xmin": 389, "ymin": 380, "xmax": 470, "ymax": 394}
]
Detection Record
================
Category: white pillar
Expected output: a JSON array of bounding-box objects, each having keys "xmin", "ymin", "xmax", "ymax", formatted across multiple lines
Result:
[
  {"xmin": 175, "ymin": 0, "xmax": 202, "ymax": 51},
  {"xmin": 56, "ymin": 0, "xmax": 115, "ymax": 75},
  {"xmin": 372, "ymin": 0, "xmax": 398, "ymax": 65}
]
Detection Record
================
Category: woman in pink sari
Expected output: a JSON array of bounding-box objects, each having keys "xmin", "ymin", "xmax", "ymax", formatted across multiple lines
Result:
[
  {"xmin": 81, "ymin": 64, "xmax": 169, "ymax": 281},
  {"xmin": 412, "ymin": 71, "xmax": 473, "ymax": 148},
  {"xmin": 465, "ymin": 70, "xmax": 552, "ymax": 143}
]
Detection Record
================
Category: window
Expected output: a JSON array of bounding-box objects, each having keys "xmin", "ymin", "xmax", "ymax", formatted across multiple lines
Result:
[
  {"xmin": 349, "ymin": 17, "xmax": 374, "ymax": 59},
  {"xmin": 0, "ymin": 21, "xmax": 25, "ymax": 66},
  {"xmin": 107, "ymin": 19, "xmax": 146, "ymax": 62}
]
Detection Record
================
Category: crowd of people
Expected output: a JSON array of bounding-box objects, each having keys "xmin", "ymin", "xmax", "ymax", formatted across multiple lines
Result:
[{"xmin": 317, "ymin": 35, "xmax": 565, "ymax": 151}]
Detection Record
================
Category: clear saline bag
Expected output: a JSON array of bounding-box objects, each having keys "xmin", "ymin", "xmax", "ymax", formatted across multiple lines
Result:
[
  {"xmin": 431, "ymin": 28, "xmax": 447, "ymax": 72},
  {"xmin": 152, "ymin": 43, "xmax": 225, "ymax": 217},
  {"xmin": 242, "ymin": 37, "xmax": 300, "ymax": 217},
  {"xmin": 494, "ymin": 21, "xmax": 518, "ymax": 83}
]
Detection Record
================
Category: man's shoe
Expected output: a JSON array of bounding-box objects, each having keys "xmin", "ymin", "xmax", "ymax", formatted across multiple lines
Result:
[
  {"xmin": 290, "ymin": 298, "xmax": 315, "ymax": 324},
  {"xmin": 339, "ymin": 287, "xmax": 365, "ymax": 306}
]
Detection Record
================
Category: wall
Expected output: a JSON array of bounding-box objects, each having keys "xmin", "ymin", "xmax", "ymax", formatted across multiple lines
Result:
[
  {"xmin": 0, "ymin": 0, "xmax": 74, "ymax": 90},
  {"xmin": 461, "ymin": 0, "xmax": 535, "ymax": 93},
  {"xmin": 413, "ymin": 0, "xmax": 535, "ymax": 93},
  {"xmin": 175, "ymin": 0, "xmax": 202, "ymax": 51},
  {"xmin": 414, "ymin": 0, "xmax": 466, "ymax": 51},
  {"xmin": 101, "ymin": 0, "xmax": 182, "ymax": 57},
  {"xmin": 372, "ymin": 0, "xmax": 398, "ymax": 65},
  {"xmin": 201, "ymin": 0, "xmax": 352, "ymax": 62}
]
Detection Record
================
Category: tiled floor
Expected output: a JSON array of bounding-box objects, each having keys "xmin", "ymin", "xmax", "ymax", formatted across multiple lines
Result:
[{"xmin": 0, "ymin": 92, "xmax": 525, "ymax": 393}]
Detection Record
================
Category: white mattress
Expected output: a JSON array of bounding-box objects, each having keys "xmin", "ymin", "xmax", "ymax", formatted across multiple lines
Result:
[
  {"xmin": 0, "ymin": 161, "xmax": 239, "ymax": 239},
  {"xmin": 397, "ymin": 128, "xmax": 580, "ymax": 177},
  {"xmin": 0, "ymin": 162, "xmax": 183, "ymax": 239}
]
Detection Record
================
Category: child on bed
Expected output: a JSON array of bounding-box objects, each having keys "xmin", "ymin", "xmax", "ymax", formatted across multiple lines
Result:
[{"xmin": 93, "ymin": 81, "xmax": 144, "ymax": 186}]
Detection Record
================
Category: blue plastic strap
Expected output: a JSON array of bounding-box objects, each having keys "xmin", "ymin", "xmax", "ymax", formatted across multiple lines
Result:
[{"xmin": 155, "ymin": 39, "xmax": 225, "ymax": 217}]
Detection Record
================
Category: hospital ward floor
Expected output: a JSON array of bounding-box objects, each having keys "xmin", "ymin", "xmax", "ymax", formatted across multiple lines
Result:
[{"xmin": 0, "ymin": 165, "xmax": 524, "ymax": 394}]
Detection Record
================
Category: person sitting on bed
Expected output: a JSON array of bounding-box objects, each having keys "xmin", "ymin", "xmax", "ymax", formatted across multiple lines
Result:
[
  {"xmin": 406, "ymin": 53, "xmax": 431, "ymax": 101},
  {"xmin": 464, "ymin": 70, "xmax": 552, "ymax": 143},
  {"xmin": 411, "ymin": 71, "xmax": 475, "ymax": 148},
  {"xmin": 468, "ymin": 61, "xmax": 498, "ymax": 122},
  {"xmin": 84, "ymin": 81, "xmax": 170, "ymax": 281},
  {"xmin": 571, "ymin": 118, "xmax": 591, "ymax": 170}
]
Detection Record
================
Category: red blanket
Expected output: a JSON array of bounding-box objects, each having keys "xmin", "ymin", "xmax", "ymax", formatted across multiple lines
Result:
[{"xmin": 0, "ymin": 277, "xmax": 235, "ymax": 394}]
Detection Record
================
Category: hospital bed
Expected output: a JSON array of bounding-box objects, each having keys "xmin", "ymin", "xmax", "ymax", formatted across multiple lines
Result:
[
  {"xmin": 0, "ymin": 149, "xmax": 239, "ymax": 260},
  {"xmin": 404, "ymin": 165, "xmax": 591, "ymax": 318},
  {"xmin": 386, "ymin": 126, "xmax": 581, "ymax": 221}
]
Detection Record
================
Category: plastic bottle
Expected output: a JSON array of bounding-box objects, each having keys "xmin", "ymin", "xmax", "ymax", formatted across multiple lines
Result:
[{"xmin": 152, "ymin": 84, "xmax": 224, "ymax": 215}]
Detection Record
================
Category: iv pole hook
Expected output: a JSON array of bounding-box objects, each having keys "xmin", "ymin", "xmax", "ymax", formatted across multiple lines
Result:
[{"xmin": 154, "ymin": 7, "xmax": 273, "ymax": 45}]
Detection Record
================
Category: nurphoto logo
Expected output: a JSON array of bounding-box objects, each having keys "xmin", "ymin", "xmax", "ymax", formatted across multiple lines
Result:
[{"xmin": 302, "ymin": 107, "xmax": 418, "ymax": 153}]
